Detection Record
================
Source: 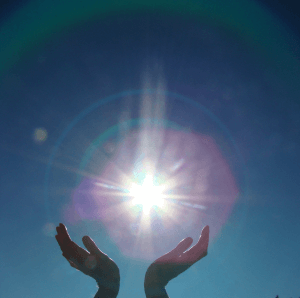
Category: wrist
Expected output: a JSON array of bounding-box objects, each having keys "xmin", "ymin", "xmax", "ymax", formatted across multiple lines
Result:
[
  {"xmin": 144, "ymin": 285, "xmax": 169, "ymax": 298},
  {"xmin": 95, "ymin": 280, "xmax": 120, "ymax": 298},
  {"xmin": 95, "ymin": 275, "xmax": 120, "ymax": 297},
  {"xmin": 94, "ymin": 287, "xmax": 119, "ymax": 298}
]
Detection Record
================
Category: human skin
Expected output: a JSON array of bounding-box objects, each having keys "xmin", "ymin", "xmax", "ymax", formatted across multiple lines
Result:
[
  {"xmin": 144, "ymin": 225, "xmax": 210, "ymax": 298},
  {"xmin": 55, "ymin": 223, "xmax": 209, "ymax": 298},
  {"xmin": 55, "ymin": 223, "xmax": 120, "ymax": 298}
]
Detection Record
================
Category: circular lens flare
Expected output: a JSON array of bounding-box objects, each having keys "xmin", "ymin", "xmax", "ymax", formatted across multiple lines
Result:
[
  {"xmin": 130, "ymin": 175, "xmax": 165, "ymax": 213},
  {"xmin": 60, "ymin": 91, "xmax": 240, "ymax": 260}
]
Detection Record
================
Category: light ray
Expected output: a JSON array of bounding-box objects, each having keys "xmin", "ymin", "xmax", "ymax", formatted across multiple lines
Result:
[{"xmin": 129, "ymin": 174, "xmax": 165, "ymax": 213}]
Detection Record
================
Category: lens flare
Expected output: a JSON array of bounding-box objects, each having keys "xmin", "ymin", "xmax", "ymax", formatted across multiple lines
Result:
[
  {"xmin": 34, "ymin": 128, "xmax": 47, "ymax": 143},
  {"xmin": 56, "ymin": 81, "xmax": 240, "ymax": 260},
  {"xmin": 130, "ymin": 175, "xmax": 165, "ymax": 213}
]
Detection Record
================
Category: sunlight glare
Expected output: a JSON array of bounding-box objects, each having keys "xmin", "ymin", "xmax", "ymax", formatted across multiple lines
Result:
[{"xmin": 130, "ymin": 175, "xmax": 165, "ymax": 213}]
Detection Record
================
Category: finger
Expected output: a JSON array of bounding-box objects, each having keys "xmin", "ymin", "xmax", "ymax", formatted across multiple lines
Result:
[
  {"xmin": 57, "ymin": 233, "xmax": 89, "ymax": 265},
  {"xmin": 56, "ymin": 224, "xmax": 72, "ymax": 243},
  {"xmin": 65, "ymin": 249, "xmax": 89, "ymax": 268},
  {"xmin": 62, "ymin": 253, "xmax": 80, "ymax": 271},
  {"xmin": 69, "ymin": 242, "xmax": 90, "ymax": 262},
  {"xmin": 55, "ymin": 225, "xmax": 89, "ymax": 267},
  {"xmin": 186, "ymin": 225, "xmax": 209, "ymax": 259},
  {"xmin": 58, "ymin": 223, "xmax": 72, "ymax": 242},
  {"xmin": 55, "ymin": 233, "xmax": 68, "ymax": 252},
  {"xmin": 55, "ymin": 234, "xmax": 64, "ymax": 250},
  {"xmin": 172, "ymin": 237, "xmax": 194, "ymax": 256},
  {"xmin": 198, "ymin": 225, "xmax": 209, "ymax": 250},
  {"xmin": 158, "ymin": 237, "xmax": 193, "ymax": 262},
  {"xmin": 82, "ymin": 236, "xmax": 107, "ymax": 259},
  {"xmin": 55, "ymin": 224, "xmax": 73, "ymax": 252}
]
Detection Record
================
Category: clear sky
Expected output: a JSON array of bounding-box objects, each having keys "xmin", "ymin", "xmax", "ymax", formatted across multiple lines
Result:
[{"xmin": 0, "ymin": 1, "xmax": 300, "ymax": 298}]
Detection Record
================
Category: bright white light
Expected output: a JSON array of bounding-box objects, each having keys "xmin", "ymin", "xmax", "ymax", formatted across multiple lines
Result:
[{"xmin": 130, "ymin": 175, "xmax": 164, "ymax": 213}]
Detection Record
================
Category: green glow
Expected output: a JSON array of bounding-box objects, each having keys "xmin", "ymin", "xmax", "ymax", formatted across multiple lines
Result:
[{"xmin": 0, "ymin": 0, "xmax": 299, "ymax": 80}]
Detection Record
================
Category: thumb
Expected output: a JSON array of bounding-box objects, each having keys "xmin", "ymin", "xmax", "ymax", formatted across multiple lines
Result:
[{"xmin": 82, "ymin": 236, "xmax": 106, "ymax": 258}]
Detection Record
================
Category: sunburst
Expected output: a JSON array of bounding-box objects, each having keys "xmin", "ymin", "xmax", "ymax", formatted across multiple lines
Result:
[{"xmin": 129, "ymin": 175, "xmax": 165, "ymax": 213}]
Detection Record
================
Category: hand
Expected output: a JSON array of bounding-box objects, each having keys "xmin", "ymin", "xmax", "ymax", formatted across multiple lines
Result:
[
  {"xmin": 144, "ymin": 225, "xmax": 209, "ymax": 291},
  {"xmin": 55, "ymin": 223, "xmax": 120, "ymax": 297}
]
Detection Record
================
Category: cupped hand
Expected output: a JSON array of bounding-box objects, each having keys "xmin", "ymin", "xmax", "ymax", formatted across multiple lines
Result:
[
  {"xmin": 144, "ymin": 225, "xmax": 209, "ymax": 289},
  {"xmin": 55, "ymin": 223, "xmax": 120, "ymax": 295}
]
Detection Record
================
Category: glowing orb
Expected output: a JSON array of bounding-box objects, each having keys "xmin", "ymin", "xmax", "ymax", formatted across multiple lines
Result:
[
  {"xmin": 129, "ymin": 175, "xmax": 165, "ymax": 213},
  {"xmin": 34, "ymin": 128, "xmax": 47, "ymax": 143}
]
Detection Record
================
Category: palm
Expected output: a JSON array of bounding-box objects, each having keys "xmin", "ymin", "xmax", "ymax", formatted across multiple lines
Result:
[
  {"xmin": 55, "ymin": 223, "xmax": 120, "ymax": 295},
  {"xmin": 145, "ymin": 225, "xmax": 209, "ymax": 288}
]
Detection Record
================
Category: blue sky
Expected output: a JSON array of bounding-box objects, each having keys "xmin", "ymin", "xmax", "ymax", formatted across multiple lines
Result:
[{"xmin": 0, "ymin": 1, "xmax": 300, "ymax": 298}]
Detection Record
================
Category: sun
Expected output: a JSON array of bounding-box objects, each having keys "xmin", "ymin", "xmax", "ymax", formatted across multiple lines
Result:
[{"xmin": 129, "ymin": 175, "xmax": 165, "ymax": 213}]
